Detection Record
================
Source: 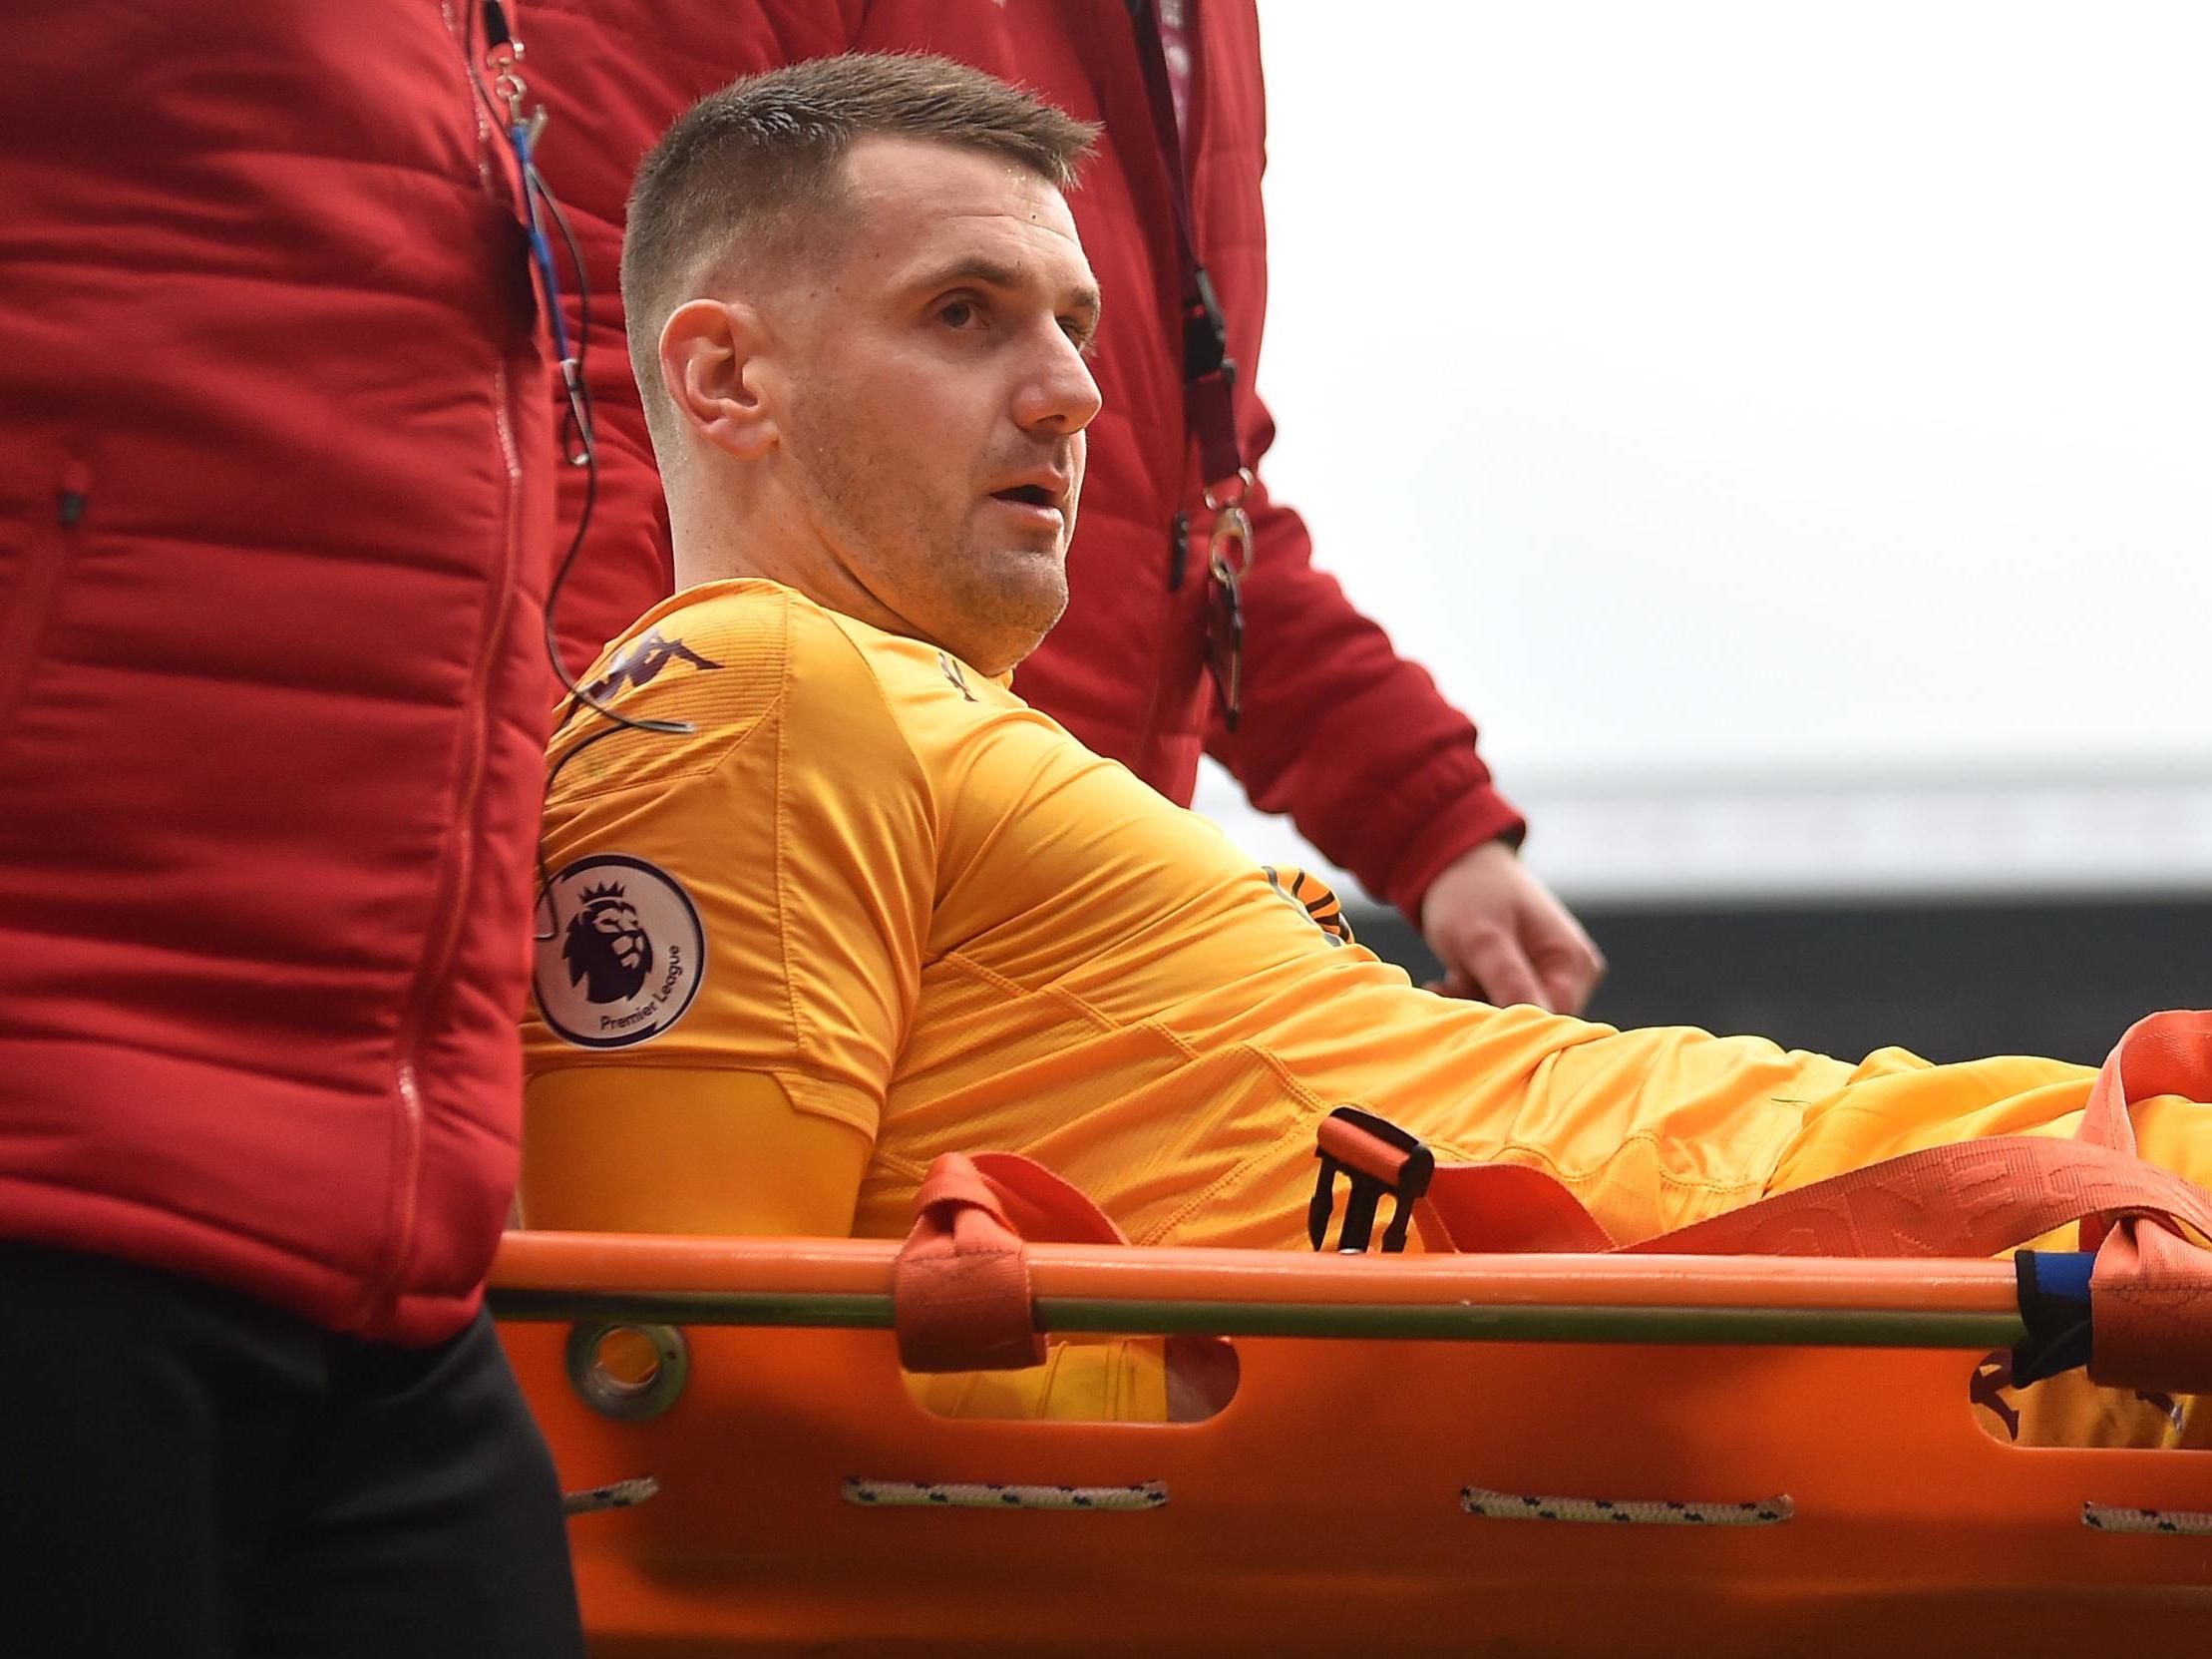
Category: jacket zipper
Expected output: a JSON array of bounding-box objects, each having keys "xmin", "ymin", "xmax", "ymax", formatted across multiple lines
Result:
[
  {"xmin": 352, "ymin": 10, "xmax": 533, "ymax": 1332},
  {"xmin": 356, "ymin": 357, "xmax": 527, "ymax": 1334}
]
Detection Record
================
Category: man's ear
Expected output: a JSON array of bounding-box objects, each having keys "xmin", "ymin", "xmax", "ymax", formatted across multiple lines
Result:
[{"xmin": 659, "ymin": 298, "xmax": 777, "ymax": 460}]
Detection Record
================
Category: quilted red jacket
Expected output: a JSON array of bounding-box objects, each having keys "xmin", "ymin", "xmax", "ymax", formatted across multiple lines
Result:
[
  {"xmin": 0, "ymin": 2, "xmax": 553, "ymax": 1343},
  {"xmin": 529, "ymin": 0, "xmax": 1522, "ymax": 916}
]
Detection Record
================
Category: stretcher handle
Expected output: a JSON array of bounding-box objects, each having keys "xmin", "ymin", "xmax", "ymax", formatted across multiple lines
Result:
[
  {"xmin": 490, "ymin": 1232, "xmax": 2037, "ymax": 1348},
  {"xmin": 493, "ymin": 1231, "xmax": 2029, "ymax": 1311}
]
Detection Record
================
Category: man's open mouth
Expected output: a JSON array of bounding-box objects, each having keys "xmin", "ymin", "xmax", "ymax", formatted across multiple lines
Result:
[{"xmin": 992, "ymin": 485, "xmax": 1058, "ymax": 508}]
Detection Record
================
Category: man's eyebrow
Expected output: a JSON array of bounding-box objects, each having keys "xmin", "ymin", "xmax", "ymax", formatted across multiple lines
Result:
[{"xmin": 909, "ymin": 254, "xmax": 1103, "ymax": 329}]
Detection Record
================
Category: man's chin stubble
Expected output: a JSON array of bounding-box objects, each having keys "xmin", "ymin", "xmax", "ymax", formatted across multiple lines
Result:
[{"xmin": 955, "ymin": 552, "xmax": 1067, "ymax": 671}]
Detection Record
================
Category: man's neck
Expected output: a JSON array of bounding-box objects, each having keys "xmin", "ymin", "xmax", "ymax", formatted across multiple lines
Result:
[{"xmin": 671, "ymin": 521, "xmax": 932, "ymax": 656}]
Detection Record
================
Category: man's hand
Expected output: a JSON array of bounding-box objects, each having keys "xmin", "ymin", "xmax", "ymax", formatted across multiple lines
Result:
[{"xmin": 1418, "ymin": 839, "xmax": 1605, "ymax": 1015}]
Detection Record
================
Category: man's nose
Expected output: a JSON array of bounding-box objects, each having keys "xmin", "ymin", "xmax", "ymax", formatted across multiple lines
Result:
[{"xmin": 1011, "ymin": 329, "xmax": 1102, "ymax": 436}]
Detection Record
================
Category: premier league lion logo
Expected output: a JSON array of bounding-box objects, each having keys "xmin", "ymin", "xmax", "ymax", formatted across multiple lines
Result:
[
  {"xmin": 535, "ymin": 854, "xmax": 703, "ymax": 1048},
  {"xmin": 562, "ymin": 882, "xmax": 654, "ymax": 1005}
]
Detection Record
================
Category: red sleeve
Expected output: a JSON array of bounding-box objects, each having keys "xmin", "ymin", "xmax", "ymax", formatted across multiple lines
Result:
[
  {"xmin": 1195, "ymin": 6, "xmax": 1519, "ymax": 919},
  {"xmin": 1203, "ymin": 429, "xmax": 1526, "ymax": 918}
]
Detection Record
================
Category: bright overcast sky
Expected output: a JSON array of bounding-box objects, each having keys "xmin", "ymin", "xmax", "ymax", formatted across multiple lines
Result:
[{"xmin": 1200, "ymin": 2, "xmax": 2212, "ymax": 901}]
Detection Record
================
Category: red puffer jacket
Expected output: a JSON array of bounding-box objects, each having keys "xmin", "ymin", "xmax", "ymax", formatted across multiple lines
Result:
[
  {"xmin": 0, "ymin": 2, "xmax": 553, "ymax": 1344},
  {"xmin": 528, "ymin": 0, "xmax": 1521, "ymax": 917}
]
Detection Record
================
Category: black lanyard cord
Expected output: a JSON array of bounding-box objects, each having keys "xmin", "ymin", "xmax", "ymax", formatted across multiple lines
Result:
[{"xmin": 1124, "ymin": 0, "xmax": 1246, "ymax": 495}]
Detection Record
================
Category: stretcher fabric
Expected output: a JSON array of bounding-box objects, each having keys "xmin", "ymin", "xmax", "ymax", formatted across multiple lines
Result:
[{"xmin": 523, "ymin": 581, "xmax": 2209, "ymax": 1443}]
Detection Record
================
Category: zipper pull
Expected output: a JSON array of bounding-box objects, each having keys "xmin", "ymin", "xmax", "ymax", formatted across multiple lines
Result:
[{"xmin": 56, "ymin": 459, "xmax": 92, "ymax": 528}]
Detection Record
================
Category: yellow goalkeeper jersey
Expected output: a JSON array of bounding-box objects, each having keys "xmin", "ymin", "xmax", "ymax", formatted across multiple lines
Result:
[{"xmin": 527, "ymin": 579, "xmax": 1916, "ymax": 1247}]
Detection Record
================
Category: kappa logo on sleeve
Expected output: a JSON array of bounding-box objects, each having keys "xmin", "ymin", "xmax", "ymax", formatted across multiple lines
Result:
[
  {"xmin": 534, "ymin": 854, "xmax": 705, "ymax": 1048},
  {"xmin": 582, "ymin": 628, "xmax": 722, "ymax": 703}
]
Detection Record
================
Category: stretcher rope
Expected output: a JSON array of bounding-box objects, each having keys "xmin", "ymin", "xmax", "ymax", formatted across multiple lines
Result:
[
  {"xmin": 2082, "ymin": 1501, "xmax": 2212, "ymax": 1535},
  {"xmin": 1460, "ymin": 1484, "xmax": 1794, "ymax": 1526},
  {"xmin": 843, "ymin": 1477, "xmax": 1168, "ymax": 1510},
  {"xmin": 562, "ymin": 1476, "xmax": 661, "ymax": 1515}
]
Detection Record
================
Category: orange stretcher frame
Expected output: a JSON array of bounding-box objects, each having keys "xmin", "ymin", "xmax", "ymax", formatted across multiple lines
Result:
[{"xmin": 494, "ymin": 1231, "xmax": 2212, "ymax": 1658}]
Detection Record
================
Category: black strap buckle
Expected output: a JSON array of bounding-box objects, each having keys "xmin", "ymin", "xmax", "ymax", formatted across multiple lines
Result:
[
  {"xmin": 1183, "ymin": 268, "xmax": 1234, "ymax": 387},
  {"xmin": 1307, "ymin": 1106, "xmax": 1435, "ymax": 1255}
]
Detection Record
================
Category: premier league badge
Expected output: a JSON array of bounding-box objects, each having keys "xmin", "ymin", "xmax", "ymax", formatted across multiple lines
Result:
[{"xmin": 535, "ymin": 854, "xmax": 704, "ymax": 1048}]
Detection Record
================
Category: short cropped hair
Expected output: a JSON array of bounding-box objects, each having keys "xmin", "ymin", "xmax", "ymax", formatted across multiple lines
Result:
[{"xmin": 621, "ymin": 52, "xmax": 1099, "ymax": 449}]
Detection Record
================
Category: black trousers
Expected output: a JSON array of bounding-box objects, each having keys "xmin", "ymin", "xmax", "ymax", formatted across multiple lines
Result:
[{"xmin": 0, "ymin": 1241, "xmax": 585, "ymax": 1658}]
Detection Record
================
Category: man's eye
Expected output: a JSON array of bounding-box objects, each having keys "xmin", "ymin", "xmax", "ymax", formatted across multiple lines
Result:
[{"xmin": 938, "ymin": 300, "xmax": 978, "ymax": 328}]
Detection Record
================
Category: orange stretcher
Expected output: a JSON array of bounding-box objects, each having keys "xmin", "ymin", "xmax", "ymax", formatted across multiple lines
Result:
[{"xmin": 495, "ymin": 1014, "xmax": 2212, "ymax": 1656}]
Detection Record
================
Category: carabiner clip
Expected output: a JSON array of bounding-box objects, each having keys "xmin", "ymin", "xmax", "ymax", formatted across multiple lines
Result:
[
  {"xmin": 1204, "ymin": 466, "xmax": 1255, "ymax": 585},
  {"xmin": 1206, "ymin": 502, "xmax": 1252, "ymax": 588},
  {"xmin": 482, "ymin": 1, "xmax": 529, "ymax": 125},
  {"xmin": 1201, "ymin": 469, "xmax": 1256, "ymax": 730}
]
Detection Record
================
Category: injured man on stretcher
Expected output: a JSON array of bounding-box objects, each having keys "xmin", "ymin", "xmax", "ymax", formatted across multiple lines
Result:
[{"xmin": 518, "ymin": 55, "xmax": 2209, "ymax": 1446}]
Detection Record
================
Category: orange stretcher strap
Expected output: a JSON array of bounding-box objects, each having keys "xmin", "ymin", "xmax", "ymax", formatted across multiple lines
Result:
[
  {"xmin": 893, "ymin": 1150, "xmax": 1129, "ymax": 1372},
  {"xmin": 1408, "ymin": 1009, "xmax": 2212, "ymax": 1392},
  {"xmin": 2081, "ymin": 1012, "xmax": 2212, "ymax": 1391},
  {"xmin": 1417, "ymin": 1137, "xmax": 2212, "ymax": 1260}
]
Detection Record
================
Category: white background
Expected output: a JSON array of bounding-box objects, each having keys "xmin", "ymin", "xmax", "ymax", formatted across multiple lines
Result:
[{"xmin": 1196, "ymin": 2, "xmax": 2212, "ymax": 903}]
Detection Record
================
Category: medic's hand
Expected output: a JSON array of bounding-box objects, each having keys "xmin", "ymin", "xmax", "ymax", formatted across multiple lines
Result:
[{"xmin": 1419, "ymin": 839, "xmax": 1605, "ymax": 1016}]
